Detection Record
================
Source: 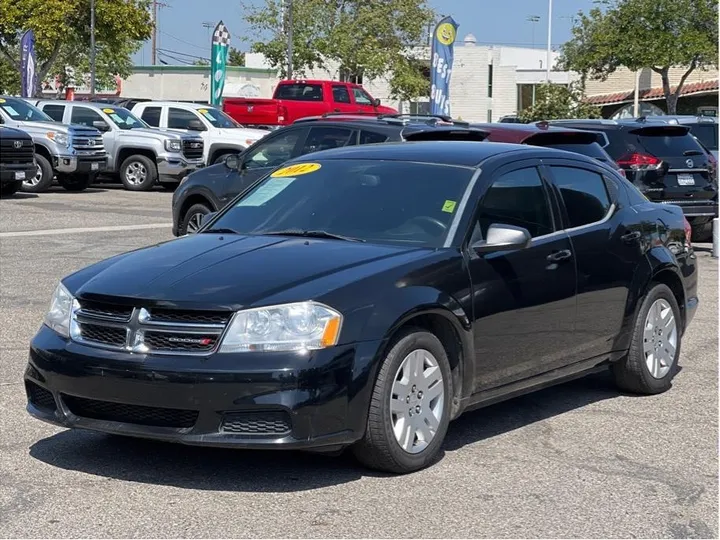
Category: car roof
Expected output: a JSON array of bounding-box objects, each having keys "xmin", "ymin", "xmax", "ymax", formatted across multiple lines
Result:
[
  {"xmin": 34, "ymin": 100, "xmax": 125, "ymax": 110},
  {"xmin": 469, "ymin": 121, "xmax": 602, "ymax": 143},
  {"xmin": 133, "ymin": 101, "xmax": 212, "ymax": 109},
  {"xmin": 283, "ymin": 140, "xmax": 591, "ymax": 167},
  {"xmin": 547, "ymin": 118, "xmax": 693, "ymax": 134},
  {"xmin": 633, "ymin": 115, "xmax": 718, "ymax": 125}
]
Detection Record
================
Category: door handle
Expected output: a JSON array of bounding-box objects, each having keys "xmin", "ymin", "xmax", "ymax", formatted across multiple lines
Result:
[
  {"xmin": 621, "ymin": 231, "xmax": 642, "ymax": 243},
  {"xmin": 333, "ymin": 108, "xmax": 341, "ymax": 112},
  {"xmin": 546, "ymin": 249, "xmax": 572, "ymax": 262}
]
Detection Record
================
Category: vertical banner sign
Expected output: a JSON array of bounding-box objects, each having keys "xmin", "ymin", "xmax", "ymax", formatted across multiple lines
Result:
[
  {"xmin": 20, "ymin": 29, "xmax": 37, "ymax": 98},
  {"xmin": 430, "ymin": 16, "xmax": 459, "ymax": 116},
  {"xmin": 210, "ymin": 21, "xmax": 231, "ymax": 106}
]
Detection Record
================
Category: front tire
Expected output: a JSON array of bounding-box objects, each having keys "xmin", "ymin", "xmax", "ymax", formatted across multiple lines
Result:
[
  {"xmin": 690, "ymin": 221, "xmax": 712, "ymax": 243},
  {"xmin": 352, "ymin": 328, "xmax": 452, "ymax": 474},
  {"xmin": 119, "ymin": 154, "xmax": 157, "ymax": 191},
  {"xmin": 179, "ymin": 202, "xmax": 212, "ymax": 235},
  {"xmin": 611, "ymin": 283, "xmax": 681, "ymax": 394},
  {"xmin": 0, "ymin": 181, "xmax": 22, "ymax": 198},
  {"xmin": 22, "ymin": 154, "xmax": 54, "ymax": 193}
]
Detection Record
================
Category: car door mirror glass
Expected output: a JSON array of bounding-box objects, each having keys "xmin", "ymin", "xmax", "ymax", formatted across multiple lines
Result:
[
  {"xmin": 225, "ymin": 154, "xmax": 240, "ymax": 170},
  {"xmin": 188, "ymin": 119, "xmax": 206, "ymax": 131},
  {"xmin": 472, "ymin": 223, "xmax": 532, "ymax": 253},
  {"xmin": 373, "ymin": 98, "xmax": 381, "ymax": 107},
  {"xmin": 92, "ymin": 120, "xmax": 110, "ymax": 132}
]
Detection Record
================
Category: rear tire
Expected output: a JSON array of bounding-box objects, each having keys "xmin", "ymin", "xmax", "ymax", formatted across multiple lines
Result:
[
  {"xmin": 690, "ymin": 221, "xmax": 712, "ymax": 243},
  {"xmin": 21, "ymin": 154, "xmax": 54, "ymax": 193},
  {"xmin": 611, "ymin": 283, "xmax": 681, "ymax": 395},
  {"xmin": 159, "ymin": 181, "xmax": 178, "ymax": 191},
  {"xmin": 119, "ymin": 154, "xmax": 157, "ymax": 191},
  {"xmin": 179, "ymin": 202, "xmax": 212, "ymax": 235},
  {"xmin": 351, "ymin": 328, "xmax": 452, "ymax": 474},
  {"xmin": 0, "ymin": 181, "xmax": 22, "ymax": 198},
  {"xmin": 58, "ymin": 174, "xmax": 92, "ymax": 192}
]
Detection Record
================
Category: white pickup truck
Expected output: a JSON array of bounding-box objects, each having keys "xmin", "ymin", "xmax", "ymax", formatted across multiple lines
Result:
[{"xmin": 131, "ymin": 102, "xmax": 269, "ymax": 165}]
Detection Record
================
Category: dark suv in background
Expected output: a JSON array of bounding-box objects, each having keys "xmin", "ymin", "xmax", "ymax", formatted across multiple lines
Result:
[
  {"xmin": 549, "ymin": 119, "xmax": 717, "ymax": 241},
  {"xmin": 171, "ymin": 114, "xmax": 489, "ymax": 235},
  {"xmin": 0, "ymin": 126, "xmax": 36, "ymax": 198}
]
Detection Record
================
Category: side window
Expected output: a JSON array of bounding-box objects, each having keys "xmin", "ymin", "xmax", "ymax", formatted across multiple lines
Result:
[
  {"xmin": 42, "ymin": 104, "xmax": 65, "ymax": 122},
  {"xmin": 359, "ymin": 130, "xmax": 389, "ymax": 145},
  {"xmin": 141, "ymin": 106, "xmax": 162, "ymax": 127},
  {"xmin": 332, "ymin": 86, "xmax": 351, "ymax": 104},
  {"xmin": 70, "ymin": 107, "xmax": 104, "ymax": 127},
  {"xmin": 352, "ymin": 88, "xmax": 373, "ymax": 105},
  {"xmin": 168, "ymin": 108, "xmax": 198, "ymax": 129},
  {"xmin": 477, "ymin": 167, "xmax": 554, "ymax": 238},
  {"xmin": 301, "ymin": 127, "xmax": 354, "ymax": 154},
  {"xmin": 550, "ymin": 166, "xmax": 612, "ymax": 228},
  {"xmin": 244, "ymin": 130, "xmax": 303, "ymax": 170}
]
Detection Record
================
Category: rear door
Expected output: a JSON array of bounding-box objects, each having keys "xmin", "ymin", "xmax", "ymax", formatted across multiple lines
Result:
[
  {"xmin": 329, "ymin": 84, "xmax": 356, "ymax": 114},
  {"xmin": 39, "ymin": 103, "xmax": 67, "ymax": 123}
]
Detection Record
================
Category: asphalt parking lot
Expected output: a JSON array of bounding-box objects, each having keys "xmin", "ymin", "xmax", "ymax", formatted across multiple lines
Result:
[{"xmin": 0, "ymin": 185, "xmax": 717, "ymax": 538}]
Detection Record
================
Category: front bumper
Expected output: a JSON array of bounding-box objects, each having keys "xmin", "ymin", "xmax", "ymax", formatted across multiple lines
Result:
[
  {"xmin": 0, "ymin": 163, "xmax": 36, "ymax": 185},
  {"xmin": 157, "ymin": 157, "xmax": 204, "ymax": 184},
  {"xmin": 25, "ymin": 325, "xmax": 382, "ymax": 450},
  {"xmin": 55, "ymin": 154, "xmax": 108, "ymax": 175}
]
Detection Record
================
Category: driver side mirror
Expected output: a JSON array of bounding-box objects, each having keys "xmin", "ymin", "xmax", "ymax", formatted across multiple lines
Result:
[
  {"xmin": 93, "ymin": 120, "xmax": 110, "ymax": 132},
  {"xmin": 187, "ymin": 119, "xmax": 206, "ymax": 131},
  {"xmin": 372, "ymin": 98, "xmax": 381, "ymax": 107},
  {"xmin": 472, "ymin": 223, "xmax": 532, "ymax": 253},
  {"xmin": 224, "ymin": 154, "xmax": 240, "ymax": 170}
]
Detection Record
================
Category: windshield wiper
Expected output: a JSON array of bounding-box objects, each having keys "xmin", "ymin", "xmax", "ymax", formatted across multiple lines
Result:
[
  {"xmin": 261, "ymin": 229, "xmax": 366, "ymax": 242},
  {"xmin": 201, "ymin": 227, "xmax": 240, "ymax": 235},
  {"xmin": 684, "ymin": 149, "xmax": 704, "ymax": 156}
]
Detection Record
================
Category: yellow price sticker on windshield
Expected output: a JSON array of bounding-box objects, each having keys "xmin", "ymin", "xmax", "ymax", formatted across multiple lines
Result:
[
  {"xmin": 102, "ymin": 108, "xmax": 114, "ymax": 113},
  {"xmin": 271, "ymin": 163, "xmax": 321, "ymax": 178},
  {"xmin": 442, "ymin": 200, "xmax": 457, "ymax": 213},
  {"xmin": 0, "ymin": 98, "xmax": 5, "ymax": 103},
  {"xmin": 198, "ymin": 109, "xmax": 208, "ymax": 114}
]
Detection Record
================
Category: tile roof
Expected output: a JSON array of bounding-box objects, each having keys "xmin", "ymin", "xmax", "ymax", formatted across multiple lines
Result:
[{"xmin": 585, "ymin": 79, "xmax": 719, "ymax": 106}]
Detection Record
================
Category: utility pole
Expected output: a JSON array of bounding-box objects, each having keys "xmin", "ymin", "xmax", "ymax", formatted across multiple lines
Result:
[
  {"xmin": 546, "ymin": 0, "xmax": 552, "ymax": 82},
  {"xmin": 285, "ymin": 0, "xmax": 293, "ymax": 79},
  {"xmin": 526, "ymin": 15, "xmax": 540, "ymax": 48},
  {"xmin": 151, "ymin": 0, "xmax": 157, "ymax": 65},
  {"xmin": 90, "ymin": 0, "xmax": 96, "ymax": 98}
]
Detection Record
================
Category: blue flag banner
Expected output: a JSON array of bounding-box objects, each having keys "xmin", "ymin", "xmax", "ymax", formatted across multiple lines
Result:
[
  {"xmin": 430, "ymin": 16, "xmax": 459, "ymax": 117},
  {"xmin": 20, "ymin": 29, "xmax": 37, "ymax": 98}
]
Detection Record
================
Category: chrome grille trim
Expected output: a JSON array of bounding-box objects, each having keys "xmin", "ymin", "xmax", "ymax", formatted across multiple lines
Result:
[{"xmin": 70, "ymin": 303, "xmax": 232, "ymax": 356}]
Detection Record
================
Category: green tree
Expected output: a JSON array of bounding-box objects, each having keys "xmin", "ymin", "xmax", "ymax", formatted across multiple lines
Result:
[
  {"xmin": 560, "ymin": 0, "xmax": 718, "ymax": 114},
  {"xmin": 518, "ymin": 82, "xmax": 602, "ymax": 122},
  {"xmin": 193, "ymin": 59, "xmax": 210, "ymax": 66},
  {"xmin": 242, "ymin": 0, "xmax": 434, "ymax": 100},
  {"xmin": 0, "ymin": 0, "xmax": 152, "ymax": 95},
  {"xmin": 227, "ymin": 47, "xmax": 245, "ymax": 66}
]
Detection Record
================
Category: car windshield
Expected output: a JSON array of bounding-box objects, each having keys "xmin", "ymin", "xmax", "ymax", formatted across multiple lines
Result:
[
  {"xmin": 102, "ymin": 107, "xmax": 148, "ymax": 130},
  {"xmin": 0, "ymin": 97, "xmax": 53, "ymax": 122},
  {"xmin": 688, "ymin": 124, "xmax": 718, "ymax": 151},
  {"xmin": 207, "ymin": 159, "xmax": 474, "ymax": 247},
  {"xmin": 195, "ymin": 107, "xmax": 240, "ymax": 128}
]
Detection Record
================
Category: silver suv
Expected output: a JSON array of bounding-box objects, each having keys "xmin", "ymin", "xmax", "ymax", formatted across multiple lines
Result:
[
  {"xmin": 35, "ymin": 101, "xmax": 205, "ymax": 191},
  {"xmin": 0, "ymin": 96, "xmax": 107, "ymax": 192}
]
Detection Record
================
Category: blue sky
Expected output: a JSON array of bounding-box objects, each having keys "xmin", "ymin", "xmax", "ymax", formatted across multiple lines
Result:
[{"xmin": 134, "ymin": 0, "xmax": 598, "ymax": 65}]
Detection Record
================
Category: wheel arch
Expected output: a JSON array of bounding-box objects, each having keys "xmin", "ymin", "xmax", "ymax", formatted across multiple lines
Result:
[
  {"xmin": 208, "ymin": 144, "xmax": 244, "ymax": 164},
  {"xmin": 117, "ymin": 147, "xmax": 157, "ymax": 167}
]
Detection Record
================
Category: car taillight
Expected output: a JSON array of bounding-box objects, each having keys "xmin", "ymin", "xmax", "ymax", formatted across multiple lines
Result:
[
  {"xmin": 616, "ymin": 152, "xmax": 663, "ymax": 170},
  {"xmin": 707, "ymin": 153, "xmax": 717, "ymax": 184},
  {"xmin": 278, "ymin": 105, "xmax": 287, "ymax": 123},
  {"xmin": 683, "ymin": 217, "xmax": 692, "ymax": 249}
]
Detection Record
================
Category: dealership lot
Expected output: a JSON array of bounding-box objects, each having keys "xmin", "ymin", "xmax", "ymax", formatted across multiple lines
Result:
[{"xmin": 0, "ymin": 187, "xmax": 717, "ymax": 538}]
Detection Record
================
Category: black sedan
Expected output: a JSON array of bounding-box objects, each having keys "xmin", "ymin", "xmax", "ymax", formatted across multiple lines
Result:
[{"xmin": 25, "ymin": 141, "xmax": 698, "ymax": 474}]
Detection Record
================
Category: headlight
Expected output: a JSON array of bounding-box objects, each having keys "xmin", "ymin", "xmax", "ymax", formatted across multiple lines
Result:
[
  {"xmin": 47, "ymin": 131, "xmax": 69, "ymax": 147},
  {"xmin": 165, "ymin": 139, "xmax": 182, "ymax": 152},
  {"xmin": 44, "ymin": 283, "xmax": 75, "ymax": 337},
  {"xmin": 219, "ymin": 301, "xmax": 342, "ymax": 353}
]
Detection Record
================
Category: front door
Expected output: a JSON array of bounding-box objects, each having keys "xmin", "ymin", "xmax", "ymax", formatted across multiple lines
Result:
[{"xmin": 466, "ymin": 162, "xmax": 578, "ymax": 391}]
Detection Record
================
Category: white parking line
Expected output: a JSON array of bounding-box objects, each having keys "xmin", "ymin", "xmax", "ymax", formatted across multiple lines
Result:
[{"xmin": 0, "ymin": 223, "xmax": 172, "ymax": 238}]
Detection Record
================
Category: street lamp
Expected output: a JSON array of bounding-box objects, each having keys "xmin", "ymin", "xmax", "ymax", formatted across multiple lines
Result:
[
  {"xmin": 90, "ymin": 0, "xmax": 96, "ymax": 99},
  {"xmin": 546, "ymin": 0, "xmax": 552, "ymax": 82},
  {"xmin": 526, "ymin": 15, "xmax": 540, "ymax": 48}
]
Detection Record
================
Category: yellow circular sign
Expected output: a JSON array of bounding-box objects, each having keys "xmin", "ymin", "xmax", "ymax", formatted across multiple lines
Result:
[
  {"xmin": 436, "ymin": 22, "xmax": 456, "ymax": 46},
  {"xmin": 102, "ymin": 108, "xmax": 114, "ymax": 113},
  {"xmin": 271, "ymin": 163, "xmax": 322, "ymax": 178},
  {"xmin": 0, "ymin": 98, "xmax": 5, "ymax": 103}
]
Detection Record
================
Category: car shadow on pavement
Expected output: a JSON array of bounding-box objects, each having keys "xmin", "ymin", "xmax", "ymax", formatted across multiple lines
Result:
[
  {"xmin": 28, "ymin": 367, "xmax": 680, "ymax": 490},
  {"xmin": 4, "ymin": 192, "xmax": 38, "ymax": 200}
]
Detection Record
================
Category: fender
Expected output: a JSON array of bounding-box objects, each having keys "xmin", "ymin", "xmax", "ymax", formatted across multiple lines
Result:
[
  {"xmin": 208, "ymin": 143, "xmax": 245, "ymax": 163},
  {"xmin": 116, "ymin": 145, "xmax": 157, "ymax": 165}
]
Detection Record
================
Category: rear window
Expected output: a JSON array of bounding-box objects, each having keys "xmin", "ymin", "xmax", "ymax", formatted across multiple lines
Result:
[
  {"xmin": 544, "ymin": 142, "xmax": 611, "ymax": 162},
  {"xmin": 275, "ymin": 84, "xmax": 324, "ymax": 102},
  {"xmin": 636, "ymin": 132, "xmax": 704, "ymax": 156},
  {"xmin": 688, "ymin": 124, "xmax": 718, "ymax": 151}
]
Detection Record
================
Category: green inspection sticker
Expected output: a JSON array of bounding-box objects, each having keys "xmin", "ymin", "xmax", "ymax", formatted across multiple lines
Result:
[{"xmin": 442, "ymin": 200, "xmax": 457, "ymax": 213}]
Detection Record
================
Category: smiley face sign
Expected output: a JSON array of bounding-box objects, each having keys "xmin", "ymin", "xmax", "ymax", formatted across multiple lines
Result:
[{"xmin": 436, "ymin": 22, "xmax": 456, "ymax": 46}]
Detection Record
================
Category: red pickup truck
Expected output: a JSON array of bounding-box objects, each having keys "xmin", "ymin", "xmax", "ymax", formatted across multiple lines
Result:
[{"xmin": 222, "ymin": 79, "xmax": 398, "ymax": 127}]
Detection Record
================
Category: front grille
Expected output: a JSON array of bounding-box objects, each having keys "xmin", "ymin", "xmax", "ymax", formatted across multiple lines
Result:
[
  {"xmin": 72, "ymin": 299, "xmax": 231, "ymax": 355},
  {"xmin": 62, "ymin": 395, "xmax": 198, "ymax": 428},
  {"xmin": 0, "ymin": 139, "xmax": 34, "ymax": 163},
  {"xmin": 71, "ymin": 131, "xmax": 104, "ymax": 151},
  {"xmin": 26, "ymin": 381, "xmax": 57, "ymax": 412},
  {"xmin": 182, "ymin": 139, "xmax": 204, "ymax": 160},
  {"xmin": 80, "ymin": 323, "xmax": 127, "ymax": 347},
  {"xmin": 220, "ymin": 411, "xmax": 292, "ymax": 435}
]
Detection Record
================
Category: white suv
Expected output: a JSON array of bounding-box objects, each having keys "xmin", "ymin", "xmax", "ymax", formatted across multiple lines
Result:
[{"xmin": 131, "ymin": 101, "xmax": 268, "ymax": 165}]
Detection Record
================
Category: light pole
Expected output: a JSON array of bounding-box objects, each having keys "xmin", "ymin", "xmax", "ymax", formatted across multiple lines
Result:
[
  {"xmin": 526, "ymin": 15, "xmax": 540, "ymax": 48},
  {"xmin": 90, "ymin": 0, "xmax": 96, "ymax": 98},
  {"xmin": 285, "ymin": 0, "xmax": 293, "ymax": 79},
  {"xmin": 546, "ymin": 0, "xmax": 552, "ymax": 82}
]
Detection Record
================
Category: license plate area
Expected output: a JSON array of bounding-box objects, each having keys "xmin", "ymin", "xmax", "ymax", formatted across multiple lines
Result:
[
  {"xmin": 91, "ymin": 162, "xmax": 99, "ymax": 171},
  {"xmin": 14, "ymin": 171, "xmax": 25, "ymax": 180},
  {"xmin": 677, "ymin": 173, "xmax": 695, "ymax": 186}
]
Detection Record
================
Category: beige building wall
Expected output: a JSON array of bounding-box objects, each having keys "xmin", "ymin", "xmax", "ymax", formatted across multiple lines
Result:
[{"xmin": 585, "ymin": 66, "xmax": 720, "ymax": 96}]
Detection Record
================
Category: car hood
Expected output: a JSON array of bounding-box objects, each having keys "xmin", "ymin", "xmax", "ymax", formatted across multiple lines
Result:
[
  {"xmin": 119, "ymin": 127, "xmax": 183, "ymax": 141},
  {"xmin": 215, "ymin": 127, "xmax": 268, "ymax": 142},
  {"xmin": 66, "ymin": 233, "xmax": 428, "ymax": 310}
]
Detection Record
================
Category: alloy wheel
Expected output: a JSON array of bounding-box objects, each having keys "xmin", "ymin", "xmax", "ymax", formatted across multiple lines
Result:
[
  {"xmin": 642, "ymin": 298, "xmax": 678, "ymax": 379},
  {"xmin": 186, "ymin": 212, "xmax": 206, "ymax": 234},
  {"xmin": 125, "ymin": 162, "xmax": 147, "ymax": 185},
  {"xmin": 24, "ymin": 163, "xmax": 43, "ymax": 187}
]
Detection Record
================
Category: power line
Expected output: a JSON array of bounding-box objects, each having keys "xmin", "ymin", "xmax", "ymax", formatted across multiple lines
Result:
[
  {"xmin": 157, "ymin": 47, "xmax": 209, "ymax": 61},
  {"xmin": 159, "ymin": 29, "xmax": 208, "ymax": 52}
]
